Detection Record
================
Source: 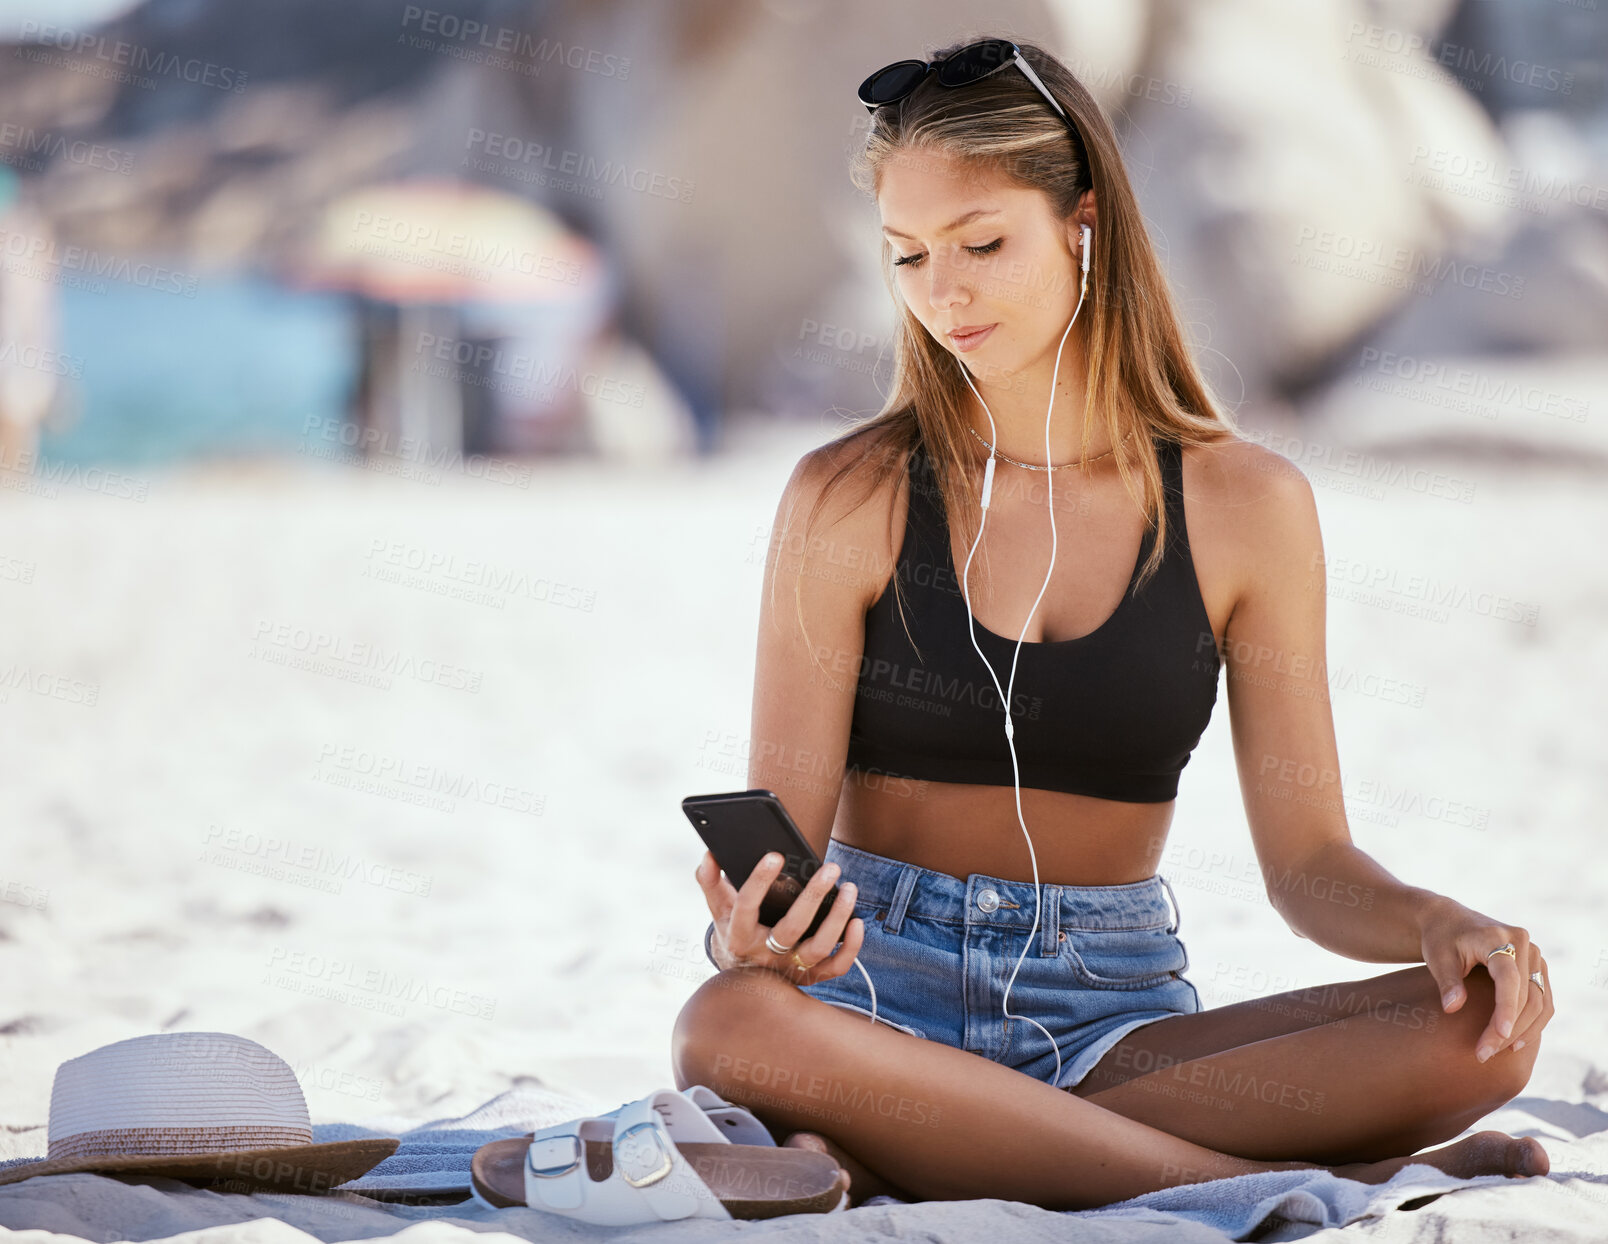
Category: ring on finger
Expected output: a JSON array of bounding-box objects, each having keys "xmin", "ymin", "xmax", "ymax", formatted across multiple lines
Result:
[
  {"xmin": 765, "ymin": 931, "xmax": 796, "ymax": 956},
  {"xmin": 1530, "ymin": 970, "xmax": 1545, "ymax": 994},
  {"xmin": 790, "ymin": 951, "xmax": 807, "ymax": 970}
]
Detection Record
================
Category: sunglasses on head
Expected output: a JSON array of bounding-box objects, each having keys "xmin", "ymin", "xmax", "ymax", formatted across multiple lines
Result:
[{"xmin": 856, "ymin": 38, "xmax": 1084, "ymax": 159}]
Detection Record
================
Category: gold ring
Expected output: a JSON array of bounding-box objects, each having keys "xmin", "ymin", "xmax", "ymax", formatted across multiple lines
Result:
[
  {"xmin": 790, "ymin": 952, "xmax": 807, "ymax": 970},
  {"xmin": 1485, "ymin": 943, "xmax": 1517, "ymax": 962}
]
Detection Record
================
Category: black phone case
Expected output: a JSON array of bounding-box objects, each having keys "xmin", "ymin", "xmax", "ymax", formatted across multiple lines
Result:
[{"xmin": 682, "ymin": 789, "xmax": 843, "ymax": 942}]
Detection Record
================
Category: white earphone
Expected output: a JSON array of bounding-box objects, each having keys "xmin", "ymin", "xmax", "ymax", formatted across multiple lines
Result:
[{"xmin": 851, "ymin": 223, "xmax": 1094, "ymax": 1087}]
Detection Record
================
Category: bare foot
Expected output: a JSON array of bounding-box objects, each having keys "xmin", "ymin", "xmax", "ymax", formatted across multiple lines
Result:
[
  {"xmin": 1334, "ymin": 1130, "xmax": 1549, "ymax": 1185},
  {"xmin": 781, "ymin": 1130, "xmax": 917, "ymax": 1206}
]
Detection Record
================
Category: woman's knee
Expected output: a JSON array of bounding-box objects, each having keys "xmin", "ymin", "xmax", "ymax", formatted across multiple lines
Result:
[
  {"xmin": 1423, "ymin": 963, "xmax": 1540, "ymax": 1106},
  {"xmin": 672, "ymin": 967, "xmax": 803, "ymax": 1087}
]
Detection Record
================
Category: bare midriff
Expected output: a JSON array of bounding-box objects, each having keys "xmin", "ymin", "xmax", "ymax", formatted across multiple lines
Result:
[{"xmin": 831, "ymin": 770, "xmax": 1174, "ymax": 886}]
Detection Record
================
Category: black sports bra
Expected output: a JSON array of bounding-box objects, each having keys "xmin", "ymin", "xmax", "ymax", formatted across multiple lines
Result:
[{"xmin": 843, "ymin": 435, "xmax": 1220, "ymax": 803}]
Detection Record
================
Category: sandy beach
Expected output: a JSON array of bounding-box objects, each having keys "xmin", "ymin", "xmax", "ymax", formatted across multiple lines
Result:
[{"xmin": 2, "ymin": 404, "xmax": 1606, "ymax": 1236}]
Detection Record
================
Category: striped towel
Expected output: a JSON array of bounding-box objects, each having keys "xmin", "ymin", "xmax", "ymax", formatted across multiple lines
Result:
[{"xmin": 317, "ymin": 1083, "xmax": 601, "ymax": 1197}]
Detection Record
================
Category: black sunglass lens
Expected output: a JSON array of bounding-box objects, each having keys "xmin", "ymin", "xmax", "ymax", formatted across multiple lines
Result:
[
  {"xmin": 859, "ymin": 61, "xmax": 929, "ymax": 106},
  {"xmin": 935, "ymin": 39, "xmax": 1016, "ymax": 87}
]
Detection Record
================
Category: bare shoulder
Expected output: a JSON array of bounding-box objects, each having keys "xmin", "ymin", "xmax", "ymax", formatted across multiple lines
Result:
[
  {"xmin": 1180, "ymin": 434, "xmax": 1311, "ymax": 507},
  {"xmin": 1181, "ymin": 435, "xmax": 1318, "ymax": 534},
  {"xmin": 772, "ymin": 423, "xmax": 909, "ymax": 610},
  {"xmin": 1179, "ymin": 434, "xmax": 1324, "ymax": 624}
]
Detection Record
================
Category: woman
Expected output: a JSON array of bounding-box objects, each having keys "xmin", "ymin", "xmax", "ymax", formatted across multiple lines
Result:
[{"xmin": 673, "ymin": 37, "xmax": 1552, "ymax": 1210}]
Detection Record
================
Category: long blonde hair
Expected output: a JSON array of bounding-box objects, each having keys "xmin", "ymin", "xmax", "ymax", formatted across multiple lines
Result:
[{"xmin": 790, "ymin": 36, "xmax": 1241, "ymax": 665}]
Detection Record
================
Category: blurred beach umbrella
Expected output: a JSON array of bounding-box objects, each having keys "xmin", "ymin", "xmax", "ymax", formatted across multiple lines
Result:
[
  {"xmin": 287, "ymin": 179, "xmax": 606, "ymax": 455},
  {"xmin": 296, "ymin": 179, "xmax": 601, "ymax": 306}
]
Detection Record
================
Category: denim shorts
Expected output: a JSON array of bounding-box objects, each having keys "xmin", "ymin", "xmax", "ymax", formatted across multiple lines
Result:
[{"xmin": 797, "ymin": 838, "xmax": 1202, "ymax": 1091}]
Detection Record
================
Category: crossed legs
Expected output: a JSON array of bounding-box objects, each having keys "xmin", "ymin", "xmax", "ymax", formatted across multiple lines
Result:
[{"xmin": 672, "ymin": 962, "xmax": 1540, "ymax": 1208}]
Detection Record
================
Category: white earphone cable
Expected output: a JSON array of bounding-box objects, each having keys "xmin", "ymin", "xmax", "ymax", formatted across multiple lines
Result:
[{"xmin": 851, "ymin": 226, "xmax": 1094, "ymax": 1088}]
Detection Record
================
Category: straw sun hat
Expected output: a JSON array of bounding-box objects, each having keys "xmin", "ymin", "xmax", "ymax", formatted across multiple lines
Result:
[{"xmin": 0, "ymin": 1032, "xmax": 399, "ymax": 1194}]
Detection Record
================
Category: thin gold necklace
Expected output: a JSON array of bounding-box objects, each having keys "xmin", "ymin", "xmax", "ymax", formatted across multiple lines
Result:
[{"xmin": 967, "ymin": 426, "xmax": 1133, "ymax": 471}]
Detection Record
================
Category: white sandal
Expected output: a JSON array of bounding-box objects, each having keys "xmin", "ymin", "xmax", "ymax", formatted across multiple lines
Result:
[{"xmin": 469, "ymin": 1085, "xmax": 849, "ymax": 1222}]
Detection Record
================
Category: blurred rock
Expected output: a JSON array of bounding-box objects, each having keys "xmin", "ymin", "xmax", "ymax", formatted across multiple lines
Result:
[
  {"xmin": 1302, "ymin": 349, "xmax": 1608, "ymax": 463},
  {"xmin": 518, "ymin": 0, "xmax": 1075, "ymax": 441},
  {"xmin": 578, "ymin": 332, "xmax": 699, "ymax": 461},
  {"xmin": 0, "ymin": 0, "xmax": 1601, "ymax": 456},
  {"xmin": 1133, "ymin": 0, "xmax": 1509, "ymax": 409}
]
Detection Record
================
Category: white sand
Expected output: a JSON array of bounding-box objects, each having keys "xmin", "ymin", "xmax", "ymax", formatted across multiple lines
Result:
[{"xmin": 1, "ymin": 382, "xmax": 1606, "ymax": 1239}]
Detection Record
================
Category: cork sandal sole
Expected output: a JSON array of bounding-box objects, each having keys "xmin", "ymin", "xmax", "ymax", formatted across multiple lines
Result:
[{"xmin": 471, "ymin": 1133, "xmax": 848, "ymax": 1218}]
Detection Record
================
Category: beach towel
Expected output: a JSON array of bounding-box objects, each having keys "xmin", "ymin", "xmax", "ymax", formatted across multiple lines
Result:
[{"xmin": 1, "ymin": 1088, "xmax": 1602, "ymax": 1242}]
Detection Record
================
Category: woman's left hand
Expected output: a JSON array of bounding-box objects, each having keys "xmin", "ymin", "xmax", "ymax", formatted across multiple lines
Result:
[{"xmin": 1418, "ymin": 897, "xmax": 1553, "ymax": 1063}]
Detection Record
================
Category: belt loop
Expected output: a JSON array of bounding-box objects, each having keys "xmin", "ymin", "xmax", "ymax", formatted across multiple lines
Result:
[
  {"xmin": 1039, "ymin": 885, "xmax": 1060, "ymax": 956},
  {"xmin": 1157, "ymin": 874, "xmax": 1181, "ymax": 934},
  {"xmin": 882, "ymin": 865, "xmax": 918, "ymax": 936}
]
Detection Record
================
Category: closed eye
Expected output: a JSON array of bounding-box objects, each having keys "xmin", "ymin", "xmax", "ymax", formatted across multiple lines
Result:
[{"xmin": 893, "ymin": 238, "xmax": 1004, "ymax": 269}]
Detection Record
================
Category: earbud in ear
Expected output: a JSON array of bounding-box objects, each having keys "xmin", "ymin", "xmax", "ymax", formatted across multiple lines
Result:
[{"xmin": 1080, "ymin": 224, "xmax": 1092, "ymax": 275}]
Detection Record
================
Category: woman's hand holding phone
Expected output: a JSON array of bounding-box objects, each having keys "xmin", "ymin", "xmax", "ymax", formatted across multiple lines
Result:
[{"xmin": 695, "ymin": 848, "xmax": 866, "ymax": 984}]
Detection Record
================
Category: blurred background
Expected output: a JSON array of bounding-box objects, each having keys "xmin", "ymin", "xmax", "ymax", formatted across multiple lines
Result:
[{"xmin": 2, "ymin": 0, "xmax": 1606, "ymax": 1139}]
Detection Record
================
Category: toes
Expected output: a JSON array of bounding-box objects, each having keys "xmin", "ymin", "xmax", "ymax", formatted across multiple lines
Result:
[
  {"xmin": 1515, "ymin": 1137, "xmax": 1549, "ymax": 1178},
  {"xmin": 779, "ymin": 1131, "xmax": 852, "ymax": 1196}
]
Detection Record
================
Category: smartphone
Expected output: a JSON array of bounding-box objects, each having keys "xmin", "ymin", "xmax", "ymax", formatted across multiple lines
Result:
[{"xmin": 681, "ymin": 789, "xmax": 844, "ymax": 942}]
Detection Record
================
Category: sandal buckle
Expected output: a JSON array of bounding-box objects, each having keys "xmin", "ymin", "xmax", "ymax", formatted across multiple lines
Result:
[
  {"xmin": 527, "ymin": 1132, "xmax": 583, "ymax": 1179},
  {"xmin": 614, "ymin": 1120, "xmax": 674, "ymax": 1187}
]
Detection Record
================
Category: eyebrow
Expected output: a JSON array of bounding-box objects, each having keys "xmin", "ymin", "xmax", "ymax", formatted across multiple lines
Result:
[{"xmin": 881, "ymin": 208, "xmax": 1002, "ymax": 242}]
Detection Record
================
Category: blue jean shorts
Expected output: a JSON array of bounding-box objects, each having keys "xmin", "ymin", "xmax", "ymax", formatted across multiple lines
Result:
[{"xmin": 797, "ymin": 838, "xmax": 1203, "ymax": 1091}]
